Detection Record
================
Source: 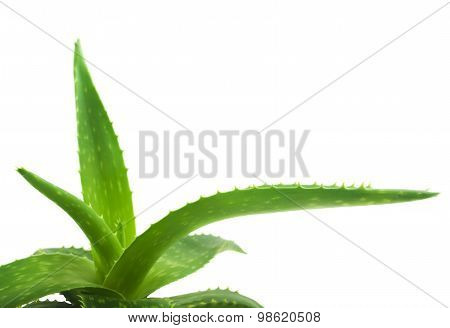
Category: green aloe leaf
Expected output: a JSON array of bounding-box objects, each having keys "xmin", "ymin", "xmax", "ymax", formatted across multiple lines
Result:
[
  {"xmin": 136, "ymin": 234, "xmax": 244, "ymax": 298},
  {"xmin": 167, "ymin": 289, "xmax": 262, "ymax": 308},
  {"xmin": 24, "ymin": 300, "xmax": 76, "ymax": 308},
  {"xmin": 63, "ymin": 287, "xmax": 125, "ymax": 307},
  {"xmin": 78, "ymin": 295, "xmax": 170, "ymax": 308},
  {"xmin": 79, "ymin": 289, "xmax": 262, "ymax": 308},
  {"xmin": 0, "ymin": 253, "xmax": 102, "ymax": 308},
  {"xmin": 74, "ymin": 41, "xmax": 135, "ymax": 247},
  {"xmin": 34, "ymin": 247, "xmax": 92, "ymax": 260},
  {"xmin": 18, "ymin": 168, "xmax": 123, "ymax": 275},
  {"xmin": 105, "ymin": 184, "xmax": 437, "ymax": 297}
]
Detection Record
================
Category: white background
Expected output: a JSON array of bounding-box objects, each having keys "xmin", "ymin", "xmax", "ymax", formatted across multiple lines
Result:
[{"xmin": 0, "ymin": 0, "xmax": 449, "ymax": 326}]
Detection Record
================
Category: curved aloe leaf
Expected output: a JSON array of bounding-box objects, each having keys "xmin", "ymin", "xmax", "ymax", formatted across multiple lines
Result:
[
  {"xmin": 24, "ymin": 300, "xmax": 76, "ymax": 308},
  {"xmin": 167, "ymin": 289, "xmax": 262, "ymax": 308},
  {"xmin": 79, "ymin": 289, "xmax": 262, "ymax": 308},
  {"xmin": 74, "ymin": 41, "xmax": 135, "ymax": 247},
  {"xmin": 18, "ymin": 168, "xmax": 123, "ymax": 275},
  {"xmin": 0, "ymin": 253, "xmax": 102, "ymax": 307},
  {"xmin": 34, "ymin": 247, "xmax": 92, "ymax": 260},
  {"xmin": 136, "ymin": 234, "xmax": 244, "ymax": 298},
  {"xmin": 63, "ymin": 287, "xmax": 124, "ymax": 307},
  {"xmin": 105, "ymin": 184, "xmax": 437, "ymax": 297}
]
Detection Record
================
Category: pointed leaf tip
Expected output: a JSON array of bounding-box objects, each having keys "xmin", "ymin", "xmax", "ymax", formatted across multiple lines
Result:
[
  {"xmin": 105, "ymin": 183, "xmax": 439, "ymax": 297},
  {"xmin": 74, "ymin": 39, "xmax": 82, "ymax": 53},
  {"xmin": 74, "ymin": 42, "xmax": 136, "ymax": 247},
  {"xmin": 17, "ymin": 167, "xmax": 123, "ymax": 277},
  {"xmin": 135, "ymin": 235, "xmax": 245, "ymax": 297}
]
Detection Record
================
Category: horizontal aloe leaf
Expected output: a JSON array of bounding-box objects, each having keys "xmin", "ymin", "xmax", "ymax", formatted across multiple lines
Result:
[
  {"xmin": 0, "ymin": 253, "xmax": 102, "ymax": 307},
  {"xmin": 105, "ymin": 184, "xmax": 437, "ymax": 297},
  {"xmin": 63, "ymin": 287, "xmax": 125, "ymax": 307},
  {"xmin": 167, "ymin": 289, "xmax": 262, "ymax": 308},
  {"xmin": 79, "ymin": 289, "xmax": 262, "ymax": 308},
  {"xmin": 79, "ymin": 295, "xmax": 170, "ymax": 308},
  {"xmin": 74, "ymin": 41, "xmax": 135, "ymax": 247},
  {"xmin": 24, "ymin": 300, "xmax": 76, "ymax": 308},
  {"xmin": 18, "ymin": 168, "xmax": 123, "ymax": 275},
  {"xmin": 34, "ymin": 247, "xmax": 92, "ymax": 260},
  {"xmin": 136, "ymin": 234, "xmax": 244, "ymax": 298}
]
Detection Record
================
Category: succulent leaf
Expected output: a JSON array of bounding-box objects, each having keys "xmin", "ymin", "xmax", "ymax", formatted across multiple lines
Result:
[
  {"xmin": 63, "ymin": 287, "xmax": 125, "ymax": 307},
  {"xmin": 79, "ymin": 289, "xmax": 262, "ymax": 308},
  {"xmin": 136, "ymin": 234, "xmax": 244, "ymax": 297},
  {"xmin": 34, "ymin": 247, "xmax": 92, "ymax": 260},
  {"xmin": 17, "ymin": 168, "xmax": 123, "ymax": 276},
  {"xmin": 79, "ymin": 295, "xmax": 171, "ymax": 308},
  {"xmin": 0, "ymin": 253, "xmax": 102, "ymax": 307},
  {"xmin": 24, "ymin": 300, "xmax": 76, "ymax": 308},
  {"xmin": 74, "ymin": 41, "xmax": 135, "ymax": 247},
  {"xmin": 105, "ymin": 184, "xmax": 437, "ymax": 297},
  {"xmin": 167, "ymin": 289, "xmax": 262, "ymax": 308}
]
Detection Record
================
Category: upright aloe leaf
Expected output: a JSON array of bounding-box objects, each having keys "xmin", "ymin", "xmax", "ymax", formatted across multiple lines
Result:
[
  {"xmin": 74, "ymin": 41, "xmax": 135, "ymax": 247},
  {"xmin": 79, "ymin": 289, "xmax": 262, "ymax": 308},
  {"xmin": 0, "ymin": 253, "xmax": 101, "ymax": 308},
  {"xmin": 18, "ymin": 168, "xmax": 123, "ymax": 276},
  {"xmin": 105, "ymin": 184, "xmax": 437, "ymax": 297},
  {"xmin": 136, "ymin": 234, "xmax": 244, "ymax": 298}
]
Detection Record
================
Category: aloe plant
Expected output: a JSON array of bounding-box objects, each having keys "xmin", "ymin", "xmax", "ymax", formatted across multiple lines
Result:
[{"xmin": 0, "ymin": 41, "xmax": 437, "ymax": 308}]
